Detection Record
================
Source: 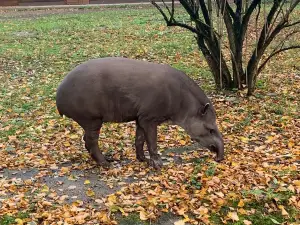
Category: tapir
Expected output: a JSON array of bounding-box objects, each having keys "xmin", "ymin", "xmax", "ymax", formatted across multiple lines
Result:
[{"xmin": 56, "ymin": 57, "xmax": 224, "ymax": 170}]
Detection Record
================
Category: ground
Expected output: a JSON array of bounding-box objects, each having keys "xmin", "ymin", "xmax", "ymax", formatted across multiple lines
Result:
[{"xmin": 0, "ymin": 4, "xmax": 299, "ymax": 225}]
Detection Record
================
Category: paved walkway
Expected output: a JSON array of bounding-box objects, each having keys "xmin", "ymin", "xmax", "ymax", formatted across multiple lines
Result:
[{"xmin": 1, "ymin": 1, "xmax": 179, "ymax": 10}]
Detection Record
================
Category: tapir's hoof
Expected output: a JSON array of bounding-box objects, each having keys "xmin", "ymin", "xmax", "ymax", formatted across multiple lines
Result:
[
  {"xmin": 136, "ymin": 154, "xmax": 147, "ymax": 162},
  {"xmin": 96, "ymin": 160, "xmax": 111, "ymax": 169},
  {"xmin": 215, "ymin": 156, "xmax": 224, "ymax": 162},
  {"xmin": 148, "ymin": 156, "xmax": 163, "ymax": 170}
]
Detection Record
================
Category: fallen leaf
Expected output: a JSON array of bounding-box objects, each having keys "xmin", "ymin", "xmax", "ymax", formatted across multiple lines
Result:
[
  {"xmin": 227, "ymin": 212, "xmax": 239, "ymax": 221},
  {"xmin": 179, "ymin": 140, "xmax": 186, "ymax": 145},
  {"xmin": 278, "ymin": 205, "xmax": 289, "ymax": 216},
  {"xmin": 293, "ymin": 180, "xmax": 300, "ymax": 187},
  {"xmin": 140, "ymin": 210, "xmax": 148, "ymax": 220},
  {"xmin": 86, "ymin": 189, "xmax": 95, "ymax": 197},
  {"xmin": 238, "ymin": 199, "xmax": 245, "ymax": 207},
  {"xmin": 174, "ymin": 220, "xmax": 185, "ymax": 225},
  {"xmin": 270, "ymin": 218, "xmax": 281, "ymax": 224},
  {"xmin": 243, "ymin": 219, "xmax": 252, "ymax": 225},
  {"xmin": 15, "ymin": 218, "xmax": 23, "ymax": 225},
  {"xmin": 61, "ymin": 167, "xmax": 69, "ymax": 173},
  {"xmin": 41, "ymin": 185, "xmax": 49, "ymax": 193}
]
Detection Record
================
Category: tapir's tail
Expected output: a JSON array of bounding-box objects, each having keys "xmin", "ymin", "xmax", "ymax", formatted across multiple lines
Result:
[
  {"xmin": 56, "ymin": 106, "xmax": 64, "ymax": 117},
  {"xmin": 56, "ymin": 97, "xmax": 64, "ymax": 117}
]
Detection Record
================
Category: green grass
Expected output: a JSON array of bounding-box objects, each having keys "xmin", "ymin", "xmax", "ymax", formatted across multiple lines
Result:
[
  {"xmin": 210, "ymin": 199, "xmax": 298, "ymax": 225},
  {"xmin": 118, "ymin": 213, "xmax": 148, "ymax": 225},
  {"xmin": 0, "ymin": 212, "xmax": 30, "ymax": 225},
  {"xmin": 209, "ymin": 188, "xmax": 298, "ymax": 225}
]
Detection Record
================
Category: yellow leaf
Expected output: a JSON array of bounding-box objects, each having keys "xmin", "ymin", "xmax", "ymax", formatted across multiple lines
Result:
[
  {"xmin": 216, "ymin": 198, "xmax": 225, "ymax": 206},
  {"xmin": 238, "ymin": 199, "xmax": 245, "ymax": 207},
  {"xmin": 61, "ymin": 167, "xmax": 69, "ymax": 173},
  {"xmin": 159, "ymin": 135, "xmax": 166, "ymax": 141},
  {"xmin": 293, "ymin": 180, "xmax": 300, "ymax": 187},
  {"xmin": 118, "ymin": 207, "xmax": 128, "ymax": 216},
  {"xmin": 265, "ymin": 136, "xmax": 275, "ymax": 144},
  {"xmin": 174, "ymin": 220, "xmax": 185, "ymax": 225},
  {"xmin": 238, "ymin": 208, "xmax": 248, "ymax": 215},
  {"xmin": 215, "ymin": 192, "xmax": 224, "ymax": 198},
  {"xmin": 97, "ymin": 211, "xmax": 110, "ymax": 223},
  {"xmin": 228, "ymin": 212, "xmax": 239, "ymax": 221},
  {"xmin": 179, "ymin": 140, "xmax": 186, "ymax": 145},
  {"xmin": 70, "ymin": 134, "xmax": 78, "ymax": 139},
  {"xmin": 287, "ymin": 185, "xmax": 295, "ymax": 192},
  {"xmin": 41, "ymin": 185, "xmax": 49, "ymax": 193},
  {"xmin": 107, "ymin": 194, "xmax": 117, "ymax": 205},
  {"xmin": 240, "ymin": 137, "xmax": 249, "ymax": 143},
  {"xmin": 288, "ymin": 141, "xmax": 294, "ymax": 149},
  {"xmin": 68, "ymin": 175, "xmax": 77, "ymax": 181},
  {"xmin": 39, "ymin": 160, "xmax": 46, "ymax": 165},
  {"xmin": 86, "ymin": 189, "xmax": 95, "ymax": 197},
  {"xmin": 84, "ymin": 180, "xmax": 91, "ymax": 185},
  {"xmin": 140, "ymin": 211, "xmax": 148, "ymax": 221},
  {"xmin": 177, "ymin": 207, "xmax": 186, "ymax": 215},
  {"xmin": 198, "ymin": 206, "xmax": 209, "ymax": 215},
  {"xmin": 278, "ymin": 205, "xmax": 289, "ymax": 216},
  {"xmin": 64, "ymin": 141, "xmax": 71, "ymax": 147},
  {"xmin": 243, "ymin": 219, "xmax": 252, "ymax": 225},
  {"xmin": 75, "ymin": 212, "xmax": 89, "ymax": 223},
  {"xmin": 231, "ymin": 162, "xmax": 240, "ymax": 167},
  {"xmin": 15, "ymin": 219, "xmax": 23, "ymax": 225}
]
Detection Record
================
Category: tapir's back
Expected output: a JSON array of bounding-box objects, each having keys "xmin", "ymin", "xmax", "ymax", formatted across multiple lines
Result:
[{"xmin": 56, "ymin": 57, "xmax": 183, "ymax": 122}]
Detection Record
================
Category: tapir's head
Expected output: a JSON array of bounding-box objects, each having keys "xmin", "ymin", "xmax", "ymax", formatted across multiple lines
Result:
[{"xmin": 180, "ymin": 102, "xmax": 224, "ymax": 162}]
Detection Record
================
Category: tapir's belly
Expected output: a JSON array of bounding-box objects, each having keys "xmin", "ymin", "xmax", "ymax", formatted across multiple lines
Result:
[{"xmin": 58, "ymin": 82, "xmax": 141, "ymax": 123}]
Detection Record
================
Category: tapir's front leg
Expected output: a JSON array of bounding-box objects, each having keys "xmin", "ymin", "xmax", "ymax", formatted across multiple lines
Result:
[{"xmin": 138, "ymin": 120, "xmax": 163, "ymax": 170}]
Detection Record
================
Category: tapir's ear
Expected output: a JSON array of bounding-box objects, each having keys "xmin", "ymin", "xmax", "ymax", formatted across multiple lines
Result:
[{"xmin": 199, "ymin": 103, "xmax": 210, "ymax": 116}]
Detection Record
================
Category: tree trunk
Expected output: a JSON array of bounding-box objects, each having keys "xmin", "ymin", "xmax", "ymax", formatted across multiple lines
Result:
[{"xmin": 151, "ymin": 0, "xmax": 300, "ymax": 95}]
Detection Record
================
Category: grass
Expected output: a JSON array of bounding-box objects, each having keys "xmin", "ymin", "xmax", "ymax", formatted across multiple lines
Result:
[
  {"xmin": 0, "ymin": 4, "xmax": 299, "ymax": 225},
  {"xmin": 0, "ymin": 212, "xmax": 30, "ymax": 225},
  {"xmin": 118, "ymin": 213, "xmax": 148, "ymax": 225},
  {"xmin": 211, "ymin": 198, "xmax": 298, "ymax": 225}
]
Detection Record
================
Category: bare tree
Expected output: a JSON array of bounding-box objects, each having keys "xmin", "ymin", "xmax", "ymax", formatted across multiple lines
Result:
[{"xmin": 151, "ymin": 0, "xmax": 300, "ymax": 95}]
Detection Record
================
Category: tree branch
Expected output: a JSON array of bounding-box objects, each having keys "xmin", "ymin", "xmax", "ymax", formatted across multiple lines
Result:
[
  {"xmin": 151, "ymin": 0, "xmax": 171, "ymax": 23},
  {"xmin": 272, "ymin": 30, "xmax": 299, "ymax": 52},
  {"xmin": 258, "ymin": 46, "xmax": 300, "ymax": 74},
  {"xmin": 161, "ymin": 0, "xmax": 173, "ymax": 17},
  {"xmin": 151, "ymin": 0, "xmax": 200, "ymax": 34},
  {"xmin": 284, "ymin": 20, "xmax": 300, "ymax": 28},
  {"xmin": 199, "ymin": 0, "xmax": 211, "ymax": 26},
  {"xmin": 267, "ymin": 0, "xmax": 288, "ymax": 39},
  {"xmin": 179, "ymin": 0, "xmax": 199, "ymax": 20},
  {"xmin": 242, "ymin": 0, "xmax": 261, "ymax": 30}
]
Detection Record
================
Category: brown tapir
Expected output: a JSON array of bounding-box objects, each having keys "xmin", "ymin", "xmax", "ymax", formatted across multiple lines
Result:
[{"xmin": 56, "ymin": 57, "xmax": 224, "ymax": 170}]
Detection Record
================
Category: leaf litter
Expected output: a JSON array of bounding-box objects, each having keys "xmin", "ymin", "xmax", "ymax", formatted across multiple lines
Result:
[{"xmin": 0, "ymin": 6, "xmax": 299, "ymax": 225}]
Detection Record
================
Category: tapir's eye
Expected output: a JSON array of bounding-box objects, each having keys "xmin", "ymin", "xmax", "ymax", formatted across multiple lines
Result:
[{"xmin": 209, "ymin": 129, "xmax": 214, "ymax": 134}]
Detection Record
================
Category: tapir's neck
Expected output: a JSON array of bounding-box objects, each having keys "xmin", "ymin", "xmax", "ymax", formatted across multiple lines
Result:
[{"xmin": 171, "ymin": 91, "xmax": 201, "ymax": 129}]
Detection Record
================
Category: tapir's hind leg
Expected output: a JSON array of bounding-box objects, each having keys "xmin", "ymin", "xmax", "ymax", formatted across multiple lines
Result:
[
  {"xmin": 83, "ymin": 133, "xmax": 90, "ymax": 153},
  {"xmin": 80, "ymin": 119, "xmax": 110, "ymax": 168},
  {"xmin": 135, "ymin": 121, "xmax": 146, "ymax": 162}
]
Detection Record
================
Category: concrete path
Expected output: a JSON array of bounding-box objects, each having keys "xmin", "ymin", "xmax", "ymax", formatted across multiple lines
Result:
[{"xmin": 0, "ymin": 1, "xmax": 180, "ymax": 11}]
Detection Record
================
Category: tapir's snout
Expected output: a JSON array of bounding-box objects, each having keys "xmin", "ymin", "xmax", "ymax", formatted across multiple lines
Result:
[
  {"xmin": 191, "ymin": 137, "xmax": 225, "ymax": 162},
  {"xmin": 210, "ymin": 139, "xmax": 224, "ymax": 162}
]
